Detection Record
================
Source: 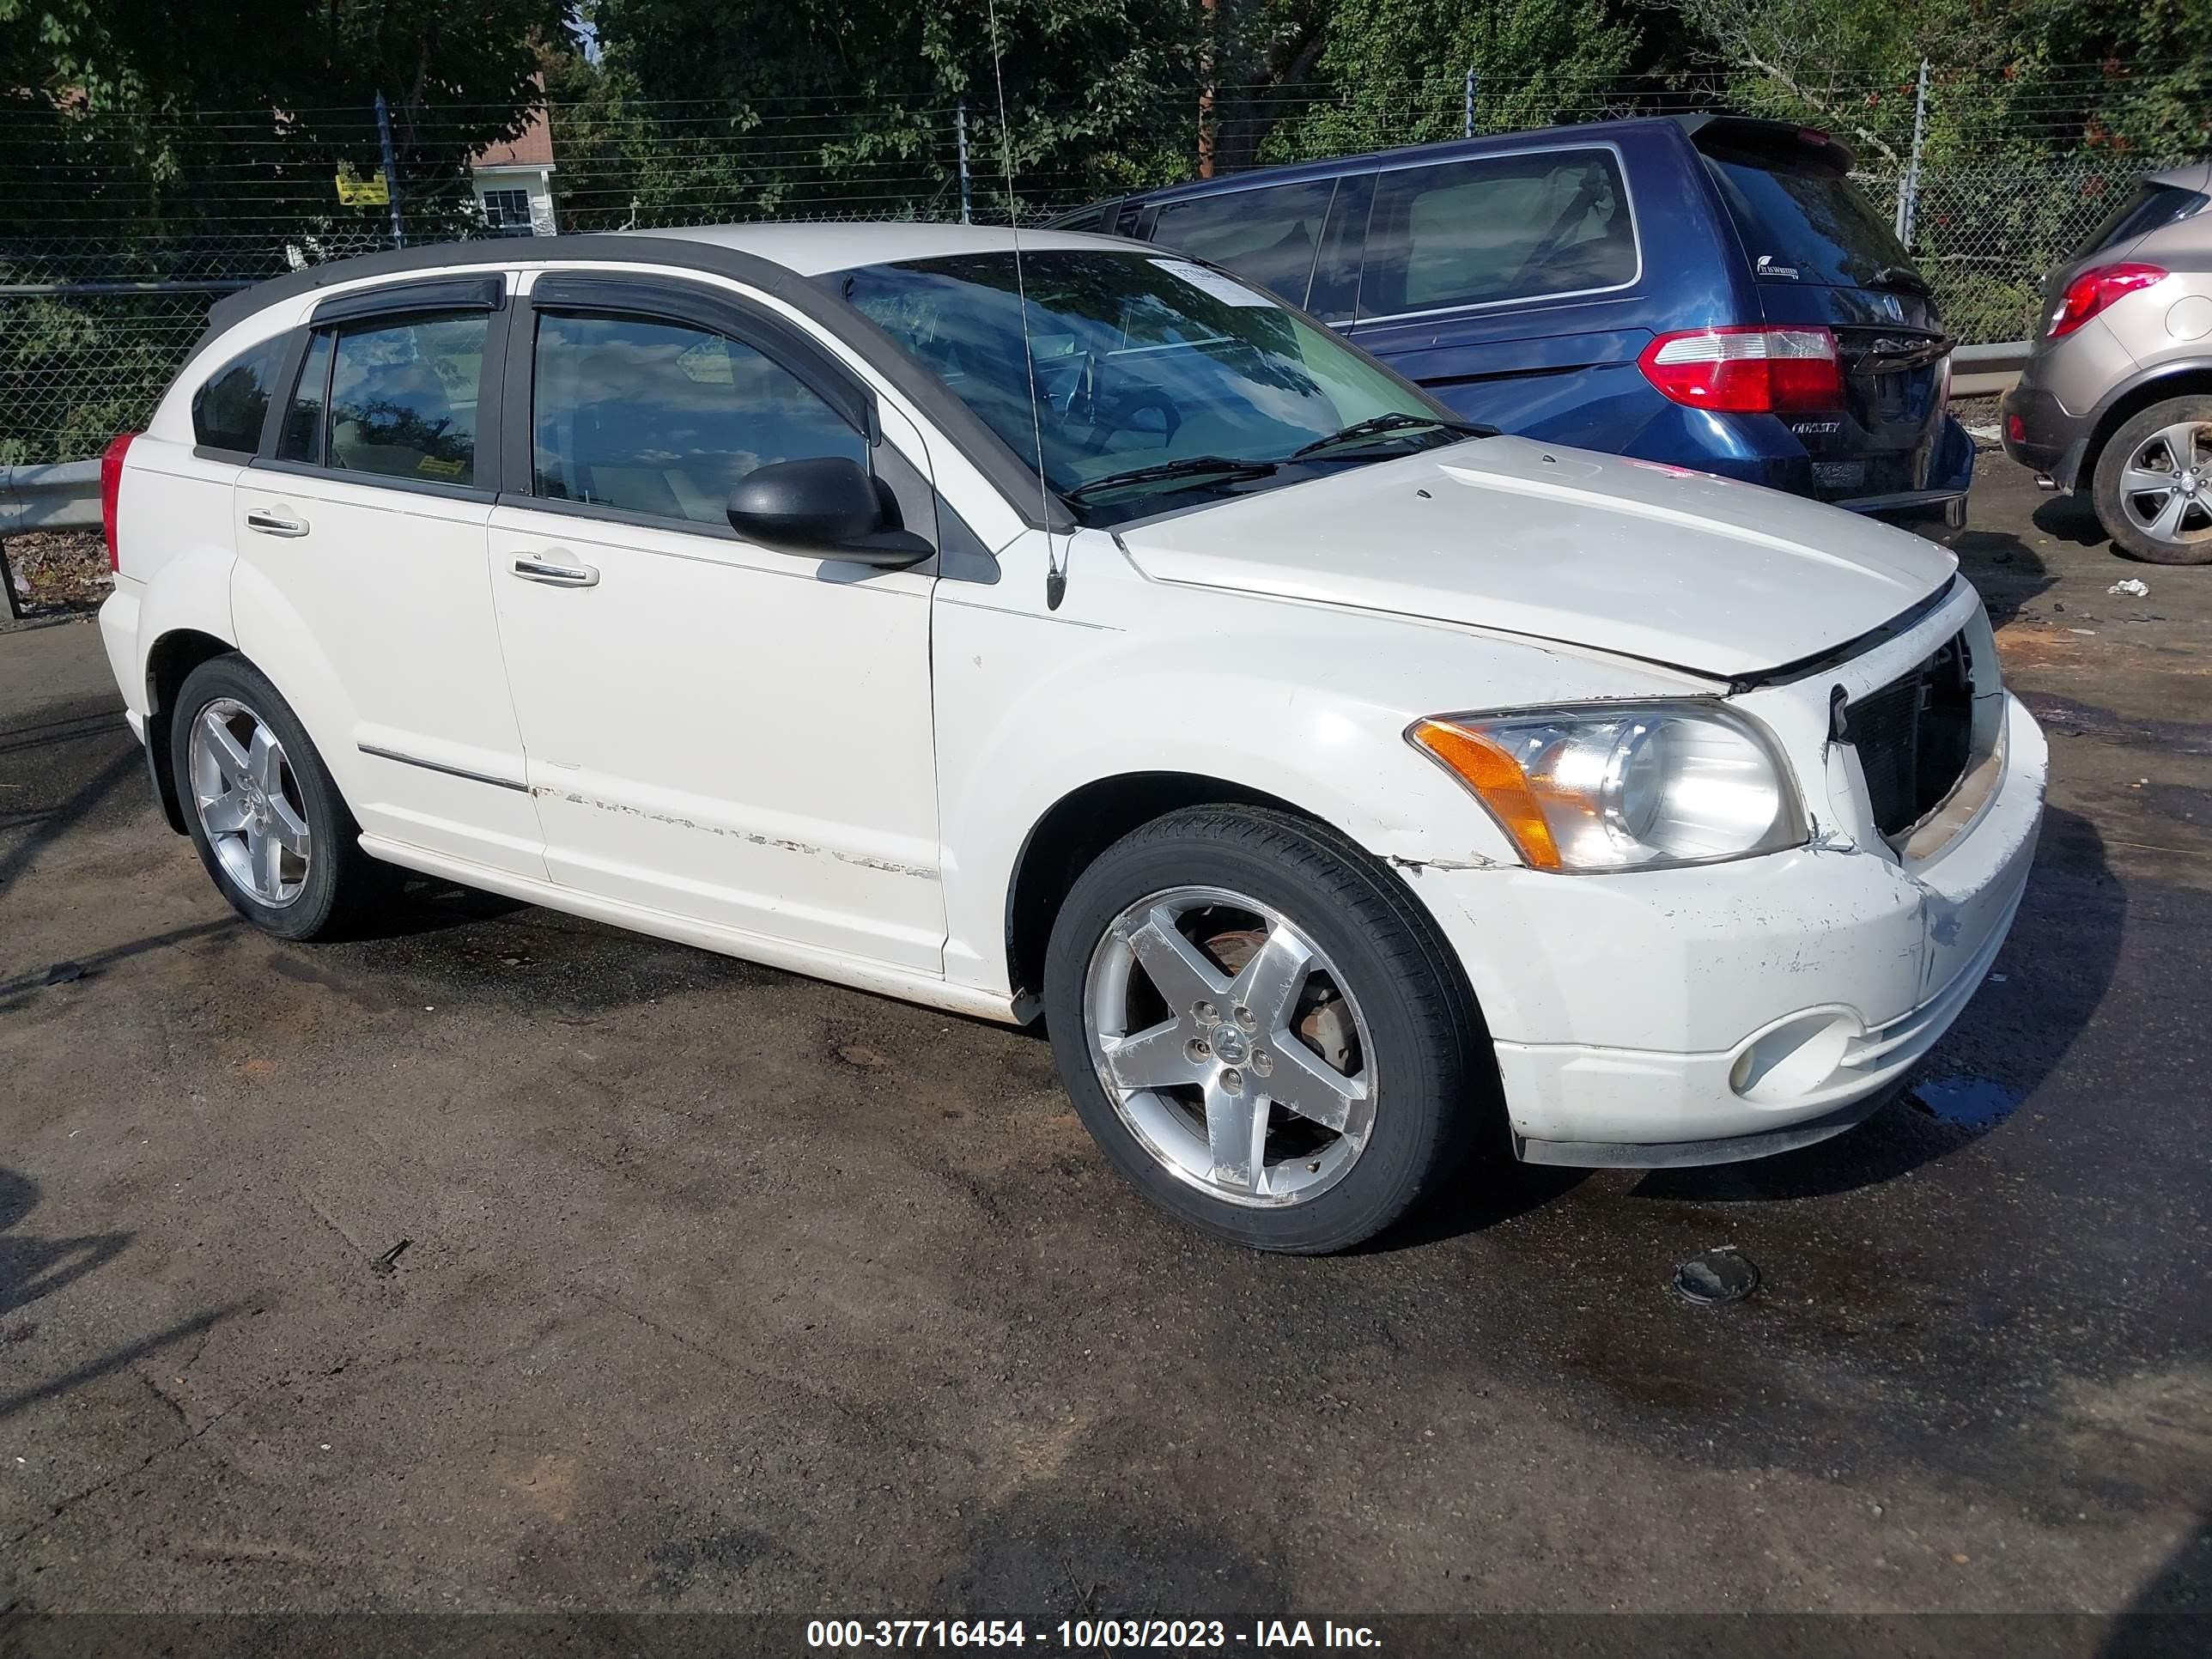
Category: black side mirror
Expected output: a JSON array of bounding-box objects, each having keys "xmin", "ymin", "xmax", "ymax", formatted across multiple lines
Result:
[{"xmin": 726, "ymin": 456, "xmax": 932, "ymax": 568}]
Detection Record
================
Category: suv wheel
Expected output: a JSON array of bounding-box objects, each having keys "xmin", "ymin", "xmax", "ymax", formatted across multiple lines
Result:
[
  {"xmin": 171, "ymin": 656, "xmax": 390, "ymax": 940},
  {"xmin": 2094, "ymin": 397, "xmax": 2212, "ymax": 564},
  {"xmin": 1042, "ymin": 806, "xmax": 1488, "ymax": 1254}
]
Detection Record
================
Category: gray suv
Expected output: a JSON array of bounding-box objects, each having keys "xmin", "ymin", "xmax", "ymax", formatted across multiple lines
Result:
[{"xmin": 2002, "ymin": 161, "xmax": 2212, "ymax": 562}]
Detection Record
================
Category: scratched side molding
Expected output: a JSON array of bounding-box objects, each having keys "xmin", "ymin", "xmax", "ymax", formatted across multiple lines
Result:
[{"xmin": 357, "ymin": 743, "xmax": 531, "ymax": 793}]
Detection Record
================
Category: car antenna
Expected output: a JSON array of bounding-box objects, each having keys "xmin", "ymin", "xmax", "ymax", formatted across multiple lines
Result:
[{"xmin": 984, "ymin": 0, "xmax": 1067, "ymax": 610}]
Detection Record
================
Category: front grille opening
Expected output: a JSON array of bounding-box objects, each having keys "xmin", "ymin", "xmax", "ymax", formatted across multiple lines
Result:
[{"xmin": 1846, "ymin": 633, "xmax": 1974, "ymax": 838}]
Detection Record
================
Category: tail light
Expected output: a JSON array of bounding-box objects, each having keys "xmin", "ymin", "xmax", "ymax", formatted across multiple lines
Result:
[
  {"xmin": 99, "ymin": 432, "xmax": 137, "ymax": 571},
  {"xmin": 2047, "ymin": 263, "xmax": 2166, "ymax": 339},
  {"xmin": 1638, "ymin": 325, "xmax": 1843, "ymax": 414}
]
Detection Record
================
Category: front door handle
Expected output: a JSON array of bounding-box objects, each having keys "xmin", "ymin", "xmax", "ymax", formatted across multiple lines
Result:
[
  {"xmin": 511, "ymin": 556, "xmax": 599, "ymax": 588},
  {"xmin": 244, "ymin": 509, "xmax": 309, "ymax": 538}
]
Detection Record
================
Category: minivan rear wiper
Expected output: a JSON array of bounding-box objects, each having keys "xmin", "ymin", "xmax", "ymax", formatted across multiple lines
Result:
[
  {"xmin": 1869, "ymin": 264, "xmax": 1932, "ymax": 296},
  {"xmin": 1290, "ymin": 411, "xmax": 1498, "ymax": 459},
  {"xmin": 1062, "ymin": 454, "xmax": 1279, "ymax": 502}
]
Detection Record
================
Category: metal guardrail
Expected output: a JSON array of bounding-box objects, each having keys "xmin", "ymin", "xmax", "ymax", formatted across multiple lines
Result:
[
  {"xmin": 1951, "ymin": 340, "xmax": 2031, "ymax": 398},
  {"xmin": 0, "ymin": 459, "xmax": 102, "ymax": 534},
  {"xmin": 0, "ymin": 459, "xmax": 102, "ymax": 621}
]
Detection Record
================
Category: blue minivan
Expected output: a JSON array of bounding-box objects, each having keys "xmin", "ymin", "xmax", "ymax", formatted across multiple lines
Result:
[{"xmin": 1051, "ymin": 113, "xmax": 1972, "ymax": 529}]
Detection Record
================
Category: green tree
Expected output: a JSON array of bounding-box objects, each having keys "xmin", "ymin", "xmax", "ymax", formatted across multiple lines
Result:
[
  {"xmin": 1269, "ymin": 0, "xmax": 1639, "ymax": 160},
  {"xmin": 0, "ymin": 0, "xmax": 567, "ymax": 244},
  {"xmin": 573, "ymin": 0, "xmax": 1202, "ymax": 221}
]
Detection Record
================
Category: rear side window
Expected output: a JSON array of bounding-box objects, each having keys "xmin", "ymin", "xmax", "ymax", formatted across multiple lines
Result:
[
  {"xmin": 1149, "ymin": 179, "xmax": 1338, "ymax": 307},
  {"xmin": 325, "ymin": 313, "xmax": 489, "ymax": 485},
  {"xmin": 2074, "ymin": 181, "xmax": 2209, "ymax": 258},
  {"xmin": 277, "ymin": 332, "xmax": 334, "ymax": 465},
  {"xmin": 191, "ymin": 336, "xmax": 287, "ymax": 453},
  {"xmin": 1701, "ymin": 143, "xmax": 1911, "ymax": 289},
  {"xmin": 531, "ymin": 312, "xmax": 866, "ymax": 526},
  {"xmin": 1360, "ymin": 149, "xmax": 1635, "ymax": 318}
]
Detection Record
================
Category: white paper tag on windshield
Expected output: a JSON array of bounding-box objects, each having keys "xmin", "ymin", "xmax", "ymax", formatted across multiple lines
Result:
[{"xmin": 1149, "ymin": 257, "xmax": 1274, "ymax": 307}]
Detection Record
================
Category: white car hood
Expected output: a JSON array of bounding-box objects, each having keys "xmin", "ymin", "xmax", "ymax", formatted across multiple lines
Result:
[{"xmin": 1113, "ymin": 437, "xmax": 1958, "ymax": 679}]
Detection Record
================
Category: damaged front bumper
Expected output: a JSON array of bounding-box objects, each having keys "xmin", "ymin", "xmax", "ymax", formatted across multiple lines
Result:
[{"xmin": 1406, "ymin": 692, "xmax": 2047, "ymax": 1167}]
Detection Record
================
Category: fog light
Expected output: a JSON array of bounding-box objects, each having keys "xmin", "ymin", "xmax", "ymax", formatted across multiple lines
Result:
[{"xmin": 1729, "ymin": 1011, "xmax": 1857, "ymax": 1104}]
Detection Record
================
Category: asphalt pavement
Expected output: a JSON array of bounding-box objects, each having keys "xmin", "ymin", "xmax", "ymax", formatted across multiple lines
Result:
[{"xmin": 1, "ymin": 463, "xmax": 2208, "ymax": 1637}]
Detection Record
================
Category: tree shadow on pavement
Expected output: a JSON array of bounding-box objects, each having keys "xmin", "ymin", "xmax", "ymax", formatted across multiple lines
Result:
[
  {"xmin": 0, "ymin": 1168, "xmax": 127, "ymax": 1322},
  {"xmin": 1954, "ymin": 517, "xmax": 2059, "ymax": 630},
  {"xmin": 2104, "ymin": 1512, "xmax": 2212, "ymax": 1656}
]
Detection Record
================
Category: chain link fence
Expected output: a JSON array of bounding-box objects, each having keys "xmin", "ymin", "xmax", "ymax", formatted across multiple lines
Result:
[{"xmin": 3, "ymin": 66, "xmax": 2198, "ymax": 464}]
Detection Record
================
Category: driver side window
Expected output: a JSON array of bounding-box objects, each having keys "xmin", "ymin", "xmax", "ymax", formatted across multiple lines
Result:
[{"xmin": 531, "ymin": 312, "xmax": 868, "ymax": 526}]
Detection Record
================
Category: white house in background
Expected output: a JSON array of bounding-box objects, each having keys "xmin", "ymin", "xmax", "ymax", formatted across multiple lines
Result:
[{"xmin": 470, "ymin": 104, "xmax": 557, "ymax": 236}]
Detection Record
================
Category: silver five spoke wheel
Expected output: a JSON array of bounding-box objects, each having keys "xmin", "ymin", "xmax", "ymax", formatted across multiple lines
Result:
[
  {"xmin": 188, "ymin": 697, "xmax": 313, "ymax": 907},
  {"xmin": 2118, "ymin": 419, "xmax": 2212, "ymax": 548},
  {"xmin": 1085, "ymin": 885, "xmax": 1376, "ymax": 1207}
]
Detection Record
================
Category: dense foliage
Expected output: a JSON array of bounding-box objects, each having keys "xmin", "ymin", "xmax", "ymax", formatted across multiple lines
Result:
[{"xmin": 1, "ymin": 0, "xmax": 2205, "ymax": 459}]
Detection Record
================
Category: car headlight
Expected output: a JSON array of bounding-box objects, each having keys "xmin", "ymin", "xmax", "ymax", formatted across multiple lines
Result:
[{"xmin": 1407, "ymin": 703, "xmax": 1807, "ymax": 872}]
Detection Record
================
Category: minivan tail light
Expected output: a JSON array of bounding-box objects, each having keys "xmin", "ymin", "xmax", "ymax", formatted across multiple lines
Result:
[
  {"xmin": 2046, "ymin": 263, "xmax": 2166, "ymax": 339},
  {"xmin": 100, "ymin": 432, "xmax": 137, "ymax": 570},
  {"xmin": 1637, "ymin": 325, "xmax": 1842, "ymax": 414}
]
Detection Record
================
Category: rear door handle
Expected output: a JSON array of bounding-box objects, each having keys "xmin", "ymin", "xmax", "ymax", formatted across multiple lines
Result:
[
  {"xmin": 244, "ymin": 509, "xmax": 308, "ymax": 538},
  {"xmin": 511, "ymin": 556, "xmax": 599, "ymax": 588}
]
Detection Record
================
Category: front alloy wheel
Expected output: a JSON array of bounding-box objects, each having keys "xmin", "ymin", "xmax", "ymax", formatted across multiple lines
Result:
[
  {"xmin": 1044, "ymin": 805, "xmax": 1488, "ymax": 1253},
  {"xmin": 1085, "ymin": 886, "xmax": 1376, "ymax": 1206}
]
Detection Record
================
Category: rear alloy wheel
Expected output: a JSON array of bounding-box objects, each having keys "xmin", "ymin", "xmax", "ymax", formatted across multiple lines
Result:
[
  {"xmin": 2094, "ymin": 398, "xmax": 2212, "ymax": 564},
  {"xmin": 1044, "ymin": 806, "xmax": 1488, "ymax": 1253},
  {"xmin": 171, "ymin": 655, "xmax": 392, "ymax": 940}
]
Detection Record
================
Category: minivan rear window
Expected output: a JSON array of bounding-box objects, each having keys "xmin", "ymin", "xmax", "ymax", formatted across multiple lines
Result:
[{"xmin": 1701, "ymin": 141, "xmax": 1914, "ymax": 289}]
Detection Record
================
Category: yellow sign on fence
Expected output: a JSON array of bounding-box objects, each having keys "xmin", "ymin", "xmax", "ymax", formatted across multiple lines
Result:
[{"xmin": 334, "ymin": 165, "xmax": 389, "ymax": 207}]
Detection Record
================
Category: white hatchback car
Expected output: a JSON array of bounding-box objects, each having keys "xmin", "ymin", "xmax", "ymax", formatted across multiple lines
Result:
[{"xmin": 98, "ymin": 224, "xmax": 2045, "ymax": 1252}]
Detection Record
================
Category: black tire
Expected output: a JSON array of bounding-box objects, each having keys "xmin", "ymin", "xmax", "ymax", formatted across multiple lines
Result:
[
  {"xmin": 2092, "ymin": 397, "xmax": 2212, "ymax": 564},
  {"xmin": 1042, "ymin": 805, "xmax": 1493, "ymax": 1254},
  {"xmin": 170, "ymin": 654, "xmax": 392, "ymax": 940}
]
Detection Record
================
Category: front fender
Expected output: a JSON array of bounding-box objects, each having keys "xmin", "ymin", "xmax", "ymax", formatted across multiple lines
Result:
[{"xmin": 930, "ymin": 530, "xmax": 1712, "ymax": 998}]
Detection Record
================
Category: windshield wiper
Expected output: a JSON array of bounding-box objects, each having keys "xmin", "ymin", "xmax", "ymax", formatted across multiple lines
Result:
[
  {"xmin": 1062, "ymin": 455, "xmax": 1279, "ymax": 502},
  {"xmin": 1290, "ymin": 411, "xmax": 1498, "ymax": 459},
  {"xmin": 1869, "ymin": 264, "xmax": 1932, "ymax": 296}
]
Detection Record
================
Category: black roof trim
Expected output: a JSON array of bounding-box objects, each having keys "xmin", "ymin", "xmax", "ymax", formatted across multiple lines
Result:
[{"xmin": 184, "ymin": 234, "xmax": 1073, "ymax": 532}]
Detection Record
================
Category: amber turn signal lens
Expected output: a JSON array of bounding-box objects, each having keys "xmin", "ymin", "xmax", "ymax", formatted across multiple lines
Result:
[{"xmin": 1407, "ymin": 718, "xmax": 1562, "ymax": 871}]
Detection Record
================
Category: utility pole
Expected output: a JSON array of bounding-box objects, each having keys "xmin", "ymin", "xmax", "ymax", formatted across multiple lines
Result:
[
  {"xmin": 1894, "ymin": 58, "xmax": 1929, "ymax": 246},
  {"xmin": 1197, "ymin": 0, "xmax": 1217, "ymax": 178},
  {"xmin": 374, "ymin": 91, "xmax": 404, "ymax": 249},
  {"xmin": 1464, "ymin": 66, "xmax": 1476, "ymax": 139},
  {"xmin": 957, "ymin": 103, "xmax": 972, "ymax": 224}
]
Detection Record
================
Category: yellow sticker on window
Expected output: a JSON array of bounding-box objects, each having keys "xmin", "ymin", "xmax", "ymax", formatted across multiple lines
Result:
[{"xmin": 416, "ymin": 454, "xmax": 466, "ymax": 479}]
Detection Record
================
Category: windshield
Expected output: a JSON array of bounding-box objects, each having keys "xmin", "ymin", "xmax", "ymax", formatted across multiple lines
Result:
[{"xmin": 833, "ymin": 249, "xmax": 1459, "ymax": 522}]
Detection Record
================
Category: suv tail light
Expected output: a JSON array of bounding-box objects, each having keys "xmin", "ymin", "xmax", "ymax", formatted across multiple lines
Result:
[
  {"xmin": 2046, "ymin": 263, "xmax": 2166, "ymax": 339},
  {"xmin": 99, "ymin": 432, "xmax": 137, "ymax": 571},
  {"xmin": 1637, "ymin": 325, "xmax": 1842, "ymax": 414}
]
